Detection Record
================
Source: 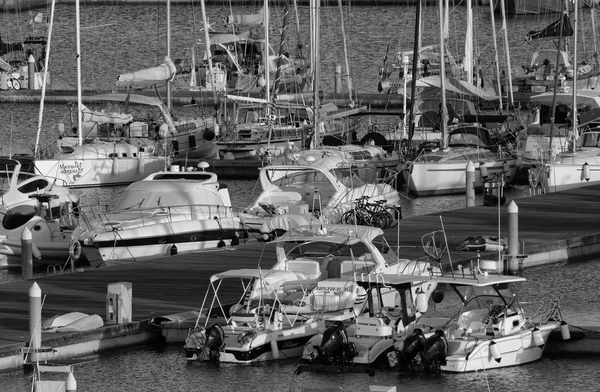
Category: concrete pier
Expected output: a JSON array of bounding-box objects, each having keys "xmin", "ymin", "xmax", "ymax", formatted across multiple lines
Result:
[{"xmin": 1, "ymin": 184, "xmax": 600, "ymax": 371}]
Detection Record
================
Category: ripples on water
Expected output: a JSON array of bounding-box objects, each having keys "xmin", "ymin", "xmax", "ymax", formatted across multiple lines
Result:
[{"xmin": 1, "ymin": 3, "xmax": 600, "ymax": 390}]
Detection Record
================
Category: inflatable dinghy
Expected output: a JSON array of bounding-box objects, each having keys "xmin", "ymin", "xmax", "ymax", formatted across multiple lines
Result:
[{"xmin": 457, "ymin": 236, "xmax": 508, "ymax": 252}]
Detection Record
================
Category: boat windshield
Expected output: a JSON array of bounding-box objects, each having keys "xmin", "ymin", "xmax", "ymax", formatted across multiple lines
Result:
[{"xmin": 283, "ymin": 239, "xmax": 370, "ymax": 261}]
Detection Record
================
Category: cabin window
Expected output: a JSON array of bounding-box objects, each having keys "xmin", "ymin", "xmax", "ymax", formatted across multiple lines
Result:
[{"xmin": 18, "ymin": 179, "xmax": 48, "ymax": 194}]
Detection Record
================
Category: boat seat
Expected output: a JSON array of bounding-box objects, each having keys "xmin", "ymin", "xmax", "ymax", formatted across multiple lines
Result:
[{"xmin": 286, "ymin": 259, "xmax": 321, "ymax": 279}]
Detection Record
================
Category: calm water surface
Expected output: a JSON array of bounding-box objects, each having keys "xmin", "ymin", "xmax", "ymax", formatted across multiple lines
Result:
[{"xmin": 1, "ymin": 3, "xmax": 600, "ymax": 391}]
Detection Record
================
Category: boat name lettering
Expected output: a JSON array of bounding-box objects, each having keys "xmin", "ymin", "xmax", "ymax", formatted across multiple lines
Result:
[
  {"xmin": 317, "ymin": 287, "xmax": 345, "ymax": 292},
  {"xmin": 280, "ymin": 341, "xmax": 300, "ymax": 349},
  {"xmin": 59, "ymin": 161, "xmax": 83, "ymax": 175}
]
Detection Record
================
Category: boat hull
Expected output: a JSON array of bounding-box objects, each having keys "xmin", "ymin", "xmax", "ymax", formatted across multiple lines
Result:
[
  {"xmin": 185, "ymin": 321, "xmax": 321, "ymax": 364},
  {"xmin": 442, "ymin": 322, "xmax": 558, "ymax": 372},
  {"xmin": 530, "ymin": 162, "xmax": 600, "ymax": 193},
  {"xmin": 90, "ymin": 219, "xmax": 244, "ymax": 262},
  {"xmin": 34, "ymin": 156, "xmax": 167, "ymax": 188},
  {"xmin": 405, "ymin": 160, "xmax": 516, "ymax": 197}
]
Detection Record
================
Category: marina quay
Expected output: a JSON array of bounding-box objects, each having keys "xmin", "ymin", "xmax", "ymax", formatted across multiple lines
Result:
[{"xmin": 1, "ymin": 186, "xmax": 600, "ymax": 372}]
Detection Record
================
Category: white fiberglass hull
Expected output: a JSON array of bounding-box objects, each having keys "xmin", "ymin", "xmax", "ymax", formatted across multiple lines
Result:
[
  {"xmin": 405, "ymin": 160, "xmax": 516, "ymax": 197},
  {"xmin": 186, "ymin": 321, "xmax": 321, "ymax": 364},
  {"xmin": 530, "ymin": 162, "xmax": 600, "ymax": 193},
  {"xmin": 442, "ymin": 322, "xmax": 558, "ymax": 373},
  {"xmin": 90, "ymin": 218, "xmax": 244, "ymax": 262},
  {"xmin": 34, "ymin": 156, "xmax": 167, "ymax": 188}
]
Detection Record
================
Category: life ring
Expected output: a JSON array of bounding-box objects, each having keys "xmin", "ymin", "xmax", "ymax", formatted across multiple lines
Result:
[{"xmin": 69, "ymin": 239, "xmax": 82, "ymax": 260}]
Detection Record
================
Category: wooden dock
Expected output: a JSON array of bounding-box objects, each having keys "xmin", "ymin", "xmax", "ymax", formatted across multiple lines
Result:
[{"xmin": 1, "ymin": 184, "xmax": 600, "ymax": 360}]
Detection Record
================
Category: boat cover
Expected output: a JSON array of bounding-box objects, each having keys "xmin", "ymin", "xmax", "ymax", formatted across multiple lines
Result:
[{"xmin": 526, "ymin": 13, "xmax": 574, "ymax": 41}]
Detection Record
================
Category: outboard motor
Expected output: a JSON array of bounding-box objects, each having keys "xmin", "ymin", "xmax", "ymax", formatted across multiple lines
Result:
[
  {"xmin": 424, "ymin": 330, "xmax": 448, "ymax": 372},
  {"xmin": 312, "ymin": 321, "xmax": 356, "ymax": 365},
  {"xmin": 201, "ymin": 324, "xmax": 226, "ymax": 363},
  {"xmin": 399, "ymin": 328, "xmax": 426, "ymax": 372}
]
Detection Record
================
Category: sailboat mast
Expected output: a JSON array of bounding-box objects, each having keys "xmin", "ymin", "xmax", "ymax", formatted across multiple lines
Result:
[
  {"xmin": 272, "ymin": 0, "xmax": 290, "ymax": 98},
  {"xmin": 548, "ymin": 1, "xmax": 567, "ymax": 155},
  {"xmin": 200, "ymin": 0, "xmax": 217, "ymax": 106},
  {"xmin": 34, "ymin": 0, "xmax": 57, "ymax": 157},
  {"xmin": 438, "ymin": 0, "xmax": 448, "ymax": 150},
  {"xmin": 571, "ymin": 0, "xmax": 578, "ymax": 153},
  {"xmin": 311, "ymin": 0, "xmax": 320, "ymax": 146},
  {"xmin": 464, "ymin": 0, "xmax": 473, "ymax": 84},
  {"xmin": 407, "ymin": 0, "xmax": 421, "ymax": 143},
  {"xmin": 499, "ymin": 0, "xmax": 514, "ymax": 108},
  {"xmin": 167, "ymin": 0, "xmax": 172, "ymax": 111},
  {"xmin": 337, "ymin": 0, "xmax": 353, "ymax": 106},
  {"xmin": 76, "ymin": 0, "xmax": 82, "ymax": 147},
  {"xmin": 488, "ymin": 0, "xmax": 503, "ymax": 111},
  {"xmin": 264, "ymin": 0, "xmax": 271, "ymax": 107}
]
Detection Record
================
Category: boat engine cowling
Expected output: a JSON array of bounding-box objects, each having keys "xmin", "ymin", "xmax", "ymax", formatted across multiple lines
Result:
[
  {"xmin": 423, "ymin": 330, "xmax": 448, "ymax": 372},
  {"xmin": 312, "ymin": 321, "xmax": 356, "ymax": 364},
  {"xmin": 203, "ymin": 323, "xmax": 225, "ymax": 362},
  {"xmin": 398, "ymin": 328, "xmax": 426, "ymax": 371}
]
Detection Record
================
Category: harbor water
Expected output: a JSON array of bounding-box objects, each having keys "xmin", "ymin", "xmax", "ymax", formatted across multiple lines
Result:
[{"xmin": 1, "ymin": 3, "xmax": 600, "ymax": 390}]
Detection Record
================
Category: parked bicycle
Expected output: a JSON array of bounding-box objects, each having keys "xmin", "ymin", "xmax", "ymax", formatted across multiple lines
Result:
[{"xmin": 340, "ymin": 196, "xmax": 400, "ymax": 229}]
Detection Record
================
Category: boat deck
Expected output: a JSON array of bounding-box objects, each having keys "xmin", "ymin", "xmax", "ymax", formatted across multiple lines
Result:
[{"xmin": 1, "ymin": 184, "xmax": 600, "ymax": 357}]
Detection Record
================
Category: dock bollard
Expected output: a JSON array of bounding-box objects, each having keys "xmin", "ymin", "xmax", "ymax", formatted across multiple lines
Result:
[
  {"xmin": 28, "ymin": 55, "xmax": 36, "ymax": 90},
  {"xmin": 29, "ymin": 282, "xmax": 42, "ymax": 362},
  {"xmin": 508, "ymin": 201, "xmax": 519, "ymax": 275},
  {"xmin": 66, "ymin": 371, "xmax": 77, "ymax": 392},
  {"xmin": 21, "ymin": 227, "xmax": 33, "ymax": 280},
  {"xmin": 465, "ymin": 161, "xmax": 475, "ymax": 207}
]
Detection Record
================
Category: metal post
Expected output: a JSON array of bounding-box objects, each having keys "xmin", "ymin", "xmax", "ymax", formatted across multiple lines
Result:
[
  {"xmin": 466, "ymin": 161, "xmax": 475, "ymax": 207},
  {"xmin": 508, "ymin": 201, "xmax": 519, "ymax": 275},
  {"xmin": 29, "ymin": 282, "xmax": 42, "ymax": 362},
  {"xmin": 21, "ymin": 227, "xmax": 33, "ymax": 280}
]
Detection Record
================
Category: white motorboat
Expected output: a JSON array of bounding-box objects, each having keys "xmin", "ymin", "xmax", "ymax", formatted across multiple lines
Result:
[
  {"xmin": 183, "ymin": 224, "xmax": 437, "ymax": 364},
  {"xmin": 300, "ymin": 252, "xmax": 566, "ymax": 374},
  {"xmin": 387, "ymin": 263, "xmax": 565, "ymax": 373},
  {"xmin": 75, "ymin": 162, "xmax": 246, "ymax": 263},
  {"xmin": 402, "ymin": 126, "xmax": 518, "ymax": 196},
  {"xmin": 34, "ymin": 92, "xmax": 219, "ymax": 188},
  {"xmin": 241, "ymin": 155, "xmax": 401, "ymax": 231},
  {"xmin": 0, "ymin": 158, "xmax": 85, "ymax": 268}
]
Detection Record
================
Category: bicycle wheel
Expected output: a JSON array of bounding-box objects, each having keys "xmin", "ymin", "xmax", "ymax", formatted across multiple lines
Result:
[
  {"xmin": 384, "ymin": 206, "xmax": 401, "ymax": 228},
  {"xmin": 371, "ymin": 212, "xmax": 390, "ymax": 229},
  {"xmin": 341, "ymin": 209, "xmax": 359, "ymax": 225}
]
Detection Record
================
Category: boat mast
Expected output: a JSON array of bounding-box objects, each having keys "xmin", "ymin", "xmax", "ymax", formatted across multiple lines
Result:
[
  {"xmin": 34, "ymin": 0, "xmax": 57, "ymax": 158},
  {"xmin": 337, "ymin": 0, "xmax": 353, "ymax": 107},
  {"xmin": 311, "ymin": 0, "xmax": 320, "ymax": 148},
  {"xmin": 488, "ymin": 0, "xmax": 503, "ymax": 111},
  {"xmin": 167, "ymin": 0, "xmax": 171, "ymax": 111},
  {"xmin": 499, "ymin": 0, "xmax": 514, "ymax": 108},
  {"xmin": 271, "ymin": 0, "xmax": 290, "ymax": 98},
  {"xmin": 548, "ymin": 1, "xmax": 567, "ymax": 156},
  {"xmin": 407, "ymin": 0, "xmax": 421, "ymax": 144},
  {"xmin": 199, "ymin": 0, "xmax": 217, "ymax": 107},
  {"xmin": 438, "ymin": 0, "xmax": 448, "ymax": 150},
  {"xmin": 571, "ymin": 0, "xmax": 578, "ymax": 154},
  {"xmin": 76, "ymin": 0, "xmax": 82, "ymax": 147}
]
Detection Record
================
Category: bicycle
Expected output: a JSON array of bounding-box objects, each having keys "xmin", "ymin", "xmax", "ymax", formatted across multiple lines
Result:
[{"xmin": 340, "ymin": 196, "xmax": 399, "ymax": 229}]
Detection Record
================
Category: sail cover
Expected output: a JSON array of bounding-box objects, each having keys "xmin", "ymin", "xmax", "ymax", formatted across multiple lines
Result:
[
  {"xmin": 116, "ymin": 56, "xmax": 177, "ymax": 89},
  {"xmin": 225, "ymin": 8, "xmax": 264, "ymax": 26},
  {"xmin": 526, "ymin": 13, "xmax": 574, "ymax": 41}
]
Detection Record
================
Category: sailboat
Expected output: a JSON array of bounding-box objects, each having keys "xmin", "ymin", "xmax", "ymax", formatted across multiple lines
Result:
[
  {"xmin": 31, "ymin": 1, "xmax": 221, "ymax": 188},
  {"xmin": 402, "ymin": 0, "xmax": 517, "ymax": 197},
  {"xmin": 173, "ymin": 1, "xmax": 309, "ymax": 96},
  {"xmin": 528, "ymin": 1, "xmax": 600, "ymax": 193},
  {"xmin": 506, "ymin": 8, "xmax": 600, "ymax": 104}
]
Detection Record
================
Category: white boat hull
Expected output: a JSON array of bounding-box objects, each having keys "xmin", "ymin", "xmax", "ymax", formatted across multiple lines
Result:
[
  {"xmin": 530, "ymin": 162, "xmax": 600, "ymax": 193},
  {"xmin": 34, "ymin": 156, "xmax": 167, "ymax": 188},
  {"xmin": 405, "ymin": 160, "xmax": 516, "ymax": 196},
  {"xmin": 442, "ymin": 322, "xmax": 558, "ymax": 372},
  {"xmin": 90, "ymin": 218, "xmax": 244, "ymax": 262},
  {"xmin": 185, "ymin": 321, "xmax": 322, "ymax": 364}
]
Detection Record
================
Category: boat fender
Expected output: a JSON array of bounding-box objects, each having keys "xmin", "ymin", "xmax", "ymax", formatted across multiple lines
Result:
[
  {"xmin": 560, "ymin": 321, "xmax": 571, "ymax": 340},
  {"xmin": 404, "ymin": 161, "xmax": 414, "ymax": 174},
  {"xmin": 69, "ymin": 239, "xmax": 82, "ymax": 260},
  {"xmin": 489, "ymin": 340, "xmax": 501, "ymax": 363},
  {"xmin": 270, "ymin": 337, "xmax": 280, "ymax": 360},
  {"xmin": 532, "ymin": 327, "xmax": 545, "ymax": 347}
]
